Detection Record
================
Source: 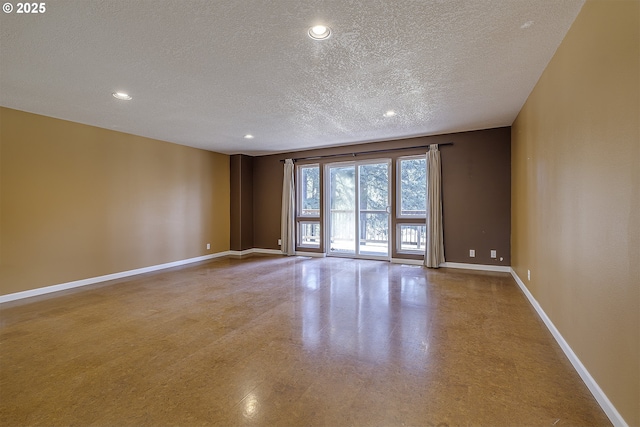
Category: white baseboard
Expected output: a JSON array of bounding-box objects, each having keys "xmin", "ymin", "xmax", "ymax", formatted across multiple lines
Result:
[
  {"xmin": 227, "ymin": 248, "xmax": 283, "ymax": 257},
  {"xmin": 441, "ymin": 262, "xmax": 511, "ymax": 272},
  {"xmin": 295, "ymin": 251, "xmax": 326, "ymax": 258},
  {"xmin": 255, "ymin": 248, "xmax": 283, "ymax": 255},
  {"xmin": 391, "ymin": 258, "xmax": 423, "ymax": 265},
  {"xmin": 230, "ymin": 248, "xmax": 325, "ymax": 258},
  {"xmin": 228, "ymin": 249, "xmax": 253, "ymax": 256},
  {"xmin": 0, "ymin": 251, "xmax": 232, "ymax": 304},
  {"xmin": 510, "ymin": 269, "xmax": 627, "ymax": 427},
  {"xmin": 390, "ymin": 259, "xmax": 511, "ymax": 272}
]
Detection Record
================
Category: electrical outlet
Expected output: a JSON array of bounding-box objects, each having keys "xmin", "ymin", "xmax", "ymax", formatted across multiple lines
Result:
[
  {"xmin": 278, "ymin": 239, "xmax": 282, "ymax": 246},
  {"xmin": 527, "ymin": 270, "xmax": 531, "ymax": 281},
  {"xmin": 490, "ymin": 250, "xmax": 497, "ymax": 258},
  {"xmin": 206, "ymin": 243, "xmax": 210, "ymax": 250},
  {"xmin": 469, "ymin": 249, "xmax": 475, "ymax": 257}
]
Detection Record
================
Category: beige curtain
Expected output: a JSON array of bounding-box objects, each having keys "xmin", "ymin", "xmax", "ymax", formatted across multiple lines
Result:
[
  {"xmin": 281, "ymin": 159, "xmax": 296, "ymax": 256},
  {"xmin": 424, "ymin": 145, "xmax": 445, "ymax": 268}
]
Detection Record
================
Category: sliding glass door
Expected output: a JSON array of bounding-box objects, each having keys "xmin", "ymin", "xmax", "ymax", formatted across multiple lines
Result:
[
  {"xmin": 326, "ymin": 160, "xmax": 390, "ymax": 260},
  {"xmin": 328, "ymin": 165, "xmax": 356, "ymax": 254},
  {"xmin": 359, "ymin": 162, "xmax": 390, "ymax": 256}
]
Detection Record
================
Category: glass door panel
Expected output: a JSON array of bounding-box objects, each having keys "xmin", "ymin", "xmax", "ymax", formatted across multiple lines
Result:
[
  {"xmin": 359, "ymin": 212, "xmax": 389, "ymax": 256},
  {"xmin": 327, "ymin": 161, "xmax": 390, "ymax": 259},
  {"xmin": 359, "ymin": 163, "xmax": 390, "ymax": 257},
  {"xmin": 328, "ymin": 165, "xmax": 355, "ymax": 254}
]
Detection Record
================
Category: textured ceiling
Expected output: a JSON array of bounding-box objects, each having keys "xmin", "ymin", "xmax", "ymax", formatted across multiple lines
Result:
[{"xmin": 0, "ymin": 0, "xmax": 584, "ymax": 155}]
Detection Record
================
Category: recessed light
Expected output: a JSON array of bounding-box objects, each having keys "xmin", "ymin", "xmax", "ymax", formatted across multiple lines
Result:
[
  {"xmin": 112, "ymin": 92, "xmax": 132, "ymax": 101},
  {"xmin": 308, "ymin": 25, "xmax": 331, "ymax": 40},
  {"xmin": 520, "ymin": 20, "xmax": 534, "ymax": 29},
  {"xmin": 243, "ymin": 134, "xmax": 254, "ymax": 139},
  {"xmin": 383, "ymin": 110, "xmax": 397, "ymax": 117}
]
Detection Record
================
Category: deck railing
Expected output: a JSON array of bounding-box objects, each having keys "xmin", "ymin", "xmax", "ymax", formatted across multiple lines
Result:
[{"xmin": 303, "ymin": 211, "xmax": 425, "ymax": 252}]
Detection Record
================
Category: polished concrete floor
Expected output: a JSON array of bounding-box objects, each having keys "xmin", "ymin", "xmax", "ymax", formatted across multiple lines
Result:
[{"xmin": 0, "ymin": 256, "xmax": 610, "ymax": 426}]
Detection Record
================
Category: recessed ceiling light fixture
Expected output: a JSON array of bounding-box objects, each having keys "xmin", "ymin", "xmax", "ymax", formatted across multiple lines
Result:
[
  {"xmin": 243, "ymin": 134, "xmax": 254, "ymax": 139},
  {"xmin": 308, "ymin": 25, "xmax": 331, "ymax": 40},
  {"xmin": 112, "ymin": 92, "xmax": 132, "ymax": 101},
  {"xmin": 383, "ymin": 110, "xmax": 397, "ymax": 117}
]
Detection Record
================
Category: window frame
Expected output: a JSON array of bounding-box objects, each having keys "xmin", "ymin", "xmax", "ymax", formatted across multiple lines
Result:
[
  {"xmin": 297, "ymin": 220, "xmax": 321, "ymax": 249},
  {"xmin": 297, "ymin": 163, "xmax": 321, "ymax": 218},
  {"xmin": 396, "ymin": 223, "xmax": 426, "ymax": 254},
  {"xmin": 396, "ymin": 155, "xmax": 427, "ymax": 219}
]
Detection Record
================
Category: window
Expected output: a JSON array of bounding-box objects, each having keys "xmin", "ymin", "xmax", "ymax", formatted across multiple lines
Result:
[
  {"xmin": 297, "ymin": 164, "xmax": 321, "ymax": 249},
  {"xmin": 397, "ymin": 156, "xmax": 426, "ymax": 217},
  {"xmin": 298, "ymin": 164, "xmax": 320, "ymax": 217},
  {"xmin": 298, "ymin": 221, "xmax": 321, "ymax": 248},
  {"xmin": 396, "ymin": 156, "xmax": 426, "ymax": 255},
  {"xmin": 397, "ymin": 224, "xmax": 426, "ymax": 253}
]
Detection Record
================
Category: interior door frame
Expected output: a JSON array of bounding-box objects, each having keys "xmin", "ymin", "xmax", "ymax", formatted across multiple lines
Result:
[{"xmin": 324, "ymin": 158, "xmax": 392, "ymax": 261}]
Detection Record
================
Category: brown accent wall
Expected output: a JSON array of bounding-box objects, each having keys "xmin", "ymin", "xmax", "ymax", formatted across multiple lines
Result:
[
  {"xmin": 230, "ymin": 154, "xmax": 253, "ymax": 251},
  {"xmin": 511, "ymin": 1, "xmax": 639, "ymax": 424},
  {"xmin": 0, "ymin": 107, "xmax": 230, "ymax": 296},
  {"xmin": 253, "ymin": 154, "xmax": 285, "ymax": 251},
  {"xmin": 253, "ymin": 127, "xmax": 511, "ymax": 265}
]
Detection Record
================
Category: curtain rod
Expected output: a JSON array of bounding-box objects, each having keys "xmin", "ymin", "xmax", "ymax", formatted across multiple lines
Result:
[{"xmin": 280, "ymin": 142, "xmax": 453, "ymax": 163}]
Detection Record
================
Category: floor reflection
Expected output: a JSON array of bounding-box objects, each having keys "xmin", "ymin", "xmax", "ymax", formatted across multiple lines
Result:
[
  {"xmin": 0, "ymin": 255, "xmax": 611, "ymax": 426},
  {"xmin": 300, "ymin": 259, "xmax": 431, "ymax": 368}
]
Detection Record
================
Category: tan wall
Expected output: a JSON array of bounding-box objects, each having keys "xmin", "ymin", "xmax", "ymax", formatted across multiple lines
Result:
[
  {"xmin": 0, "ymin": 107, "xmax": 230, "ymax": 296},
  {"xmin": 511, "ymin": 1, "xmax": 639, "ymax": 424}
]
